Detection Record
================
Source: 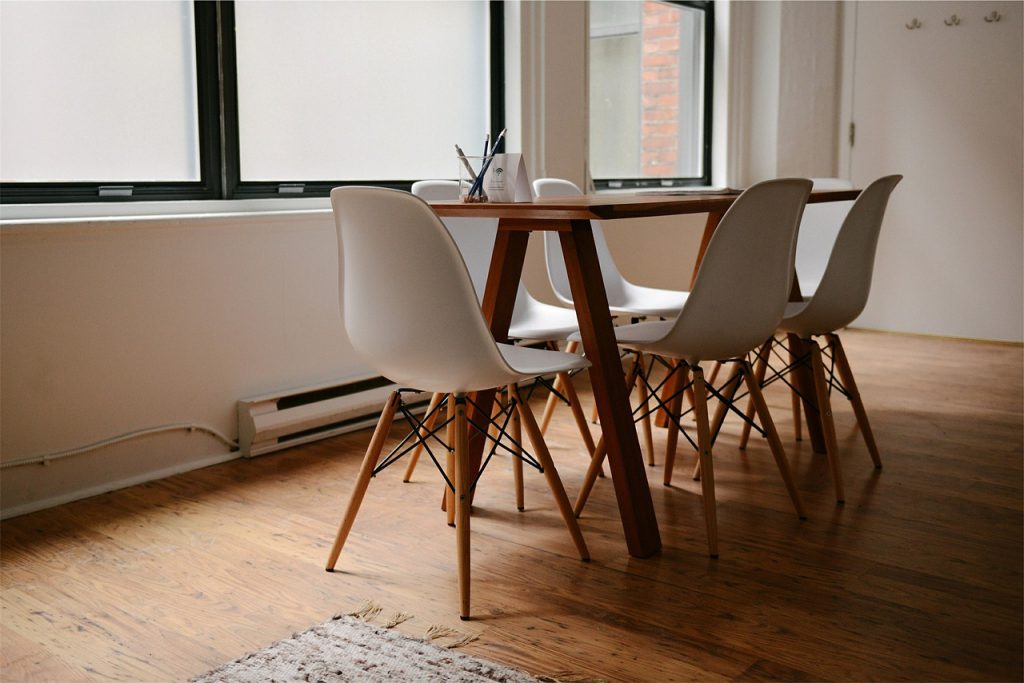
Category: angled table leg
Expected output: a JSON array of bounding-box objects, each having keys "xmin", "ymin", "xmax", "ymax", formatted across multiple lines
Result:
[
  {"xmin": 442, "ymin": 222, "xmax": 531, "ymax": 511},
  {"xmin": 561, "ymin": 220, "xmax": 661, "ymax": 558},
  {"xmin": 786, "ymin": 280, "xmax": 828, "ymax": 454}
]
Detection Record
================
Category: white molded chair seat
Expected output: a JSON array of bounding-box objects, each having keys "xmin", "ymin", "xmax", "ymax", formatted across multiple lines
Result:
[
  {"xmin": 569, "ymin": 319, "xmax": 675, "ymax": 355},
  {"xmin": 573, "ymin": 178, "xmax": 814, "ymax": 558},
  {"xmin": 508, "ymin": 304, "xmax": 582, "ymax": 342},
  {"xmin": 325, "ymin": 186, "xmax": 590, "ymax": 620},
  {"xmin": 498, "ymin": 342, "xmax": 589, "ymax": 378},
  {"xmin": 532, "ymin": 178, "xmax": 689, "ymax": 318}
]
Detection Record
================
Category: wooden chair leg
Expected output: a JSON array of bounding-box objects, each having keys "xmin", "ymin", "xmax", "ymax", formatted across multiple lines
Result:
[
  {"xmin": 809, "ymin": 339, "xmax": 845, "ymax": 504},
  {"xmin": 829, "ymin": 334, "xmax": 882, "ymax": 469},
  {"xmin": 707, "ymin": 360, "xmax": 722, "ymax": 385},
  {"xmin": 511, "ymin": 385, "xmax": 590, "ymax": 561},
  {"xmin": 574, "ymin": 436, "xmax": 607, "ymax": 518},
  {"xmin": 692, "ymin": 367, "xmax": 719, "ymax": 558},
  {"xmin": 687, "ymin": 362, "xmax": 720, "ymax": 425},
  {"xmin": 452, "ymin": 394, "xmax": 472, "ymax": 620},
  {"xmin": 634, "ymin": 353, "xmax": 656, "ymax": 467},
  {"xmin": 539, "ymin": 379, "xmax": 561, "ymax": 435},
  {"xmin": 741, "ymin": 362, "xmax": 806, "ymax": 519},
  {"xmin": 739, "ymin": 340, "xmax": 772, "ymax": 450},
  {"xmin": 694, "ymin": 362, "xmax": 742, "ymax": 481},
  {"xmin": 664, "ymin": 365, "xmax": 687, "ymax": 486},
  {"xmin": 540, "ymin": 340, "xmax": 579, "ymax": 434},
  {"xmin": 573, "ymin": 355, "xmax": 642, "ymax": 517},
  {"xmin": 561, "ymin": 368, "xmax": 604, "ymax": 478},
  {"xmin": 446, "ymin": 396, "xmax": 457, "ymax": 526},
  {"xmin": 655, "ymin": 360, "xmax": 680, "ymax": 428},
  {"xmin": 403, "ymin": 392, "xmax": 444, "ymax": 482},
  {"xmin": 326, "ymin": 391, "xmax": 401, "ymax": 571},
  {"xmin": 488, "ymin": 391, "xmax": 504, "ymax": 441},
  {"xmin": 510, "ymin": 388, "xmax": 525, "ymax": 511},
  {"xmin": 538, "ymin": 342, "xmax": 603, "ymax": 477},
  {"xmin": 789, "ymin": 340, "xmax": 804, "ymax": 442}
]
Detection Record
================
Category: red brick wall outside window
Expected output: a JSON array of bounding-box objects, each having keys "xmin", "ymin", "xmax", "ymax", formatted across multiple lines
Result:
[{"xmin": 641, "ymin": 1, "xmax": 681, "ymax": 177}]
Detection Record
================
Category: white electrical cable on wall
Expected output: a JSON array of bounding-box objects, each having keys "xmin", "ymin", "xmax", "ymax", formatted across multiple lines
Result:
[{"xmin": 0, "ymin": 423, "xmax": 239, "ymax": 470}]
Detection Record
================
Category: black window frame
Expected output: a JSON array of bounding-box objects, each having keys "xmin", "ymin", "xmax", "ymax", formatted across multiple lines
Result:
[
  {"xmin": 590, "ymin": 0, "xmax": 714, "ymax": 191},
  {"xmin": 1, "ymin": 0, "xmax": 505, "ymax": 204}
]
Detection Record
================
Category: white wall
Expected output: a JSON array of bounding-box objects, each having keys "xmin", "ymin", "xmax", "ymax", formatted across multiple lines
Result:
[
  {"xmin": 777, "ymin": 1, "xmax": 841, "ymax": 178},
  {"xmin": 0, "ymin": 210, "xmax": 365, "ymax": 516},
  {"xmin": 730, "ymin": 0, "xmax": 842, "ymax": 185},
  {"xmin": 842, "ymin": 1, "xmax": 1023, "ymax": 341},
  {"xmin": 517, "ymin": 0, "xmax": 588, "ymax": 188}
]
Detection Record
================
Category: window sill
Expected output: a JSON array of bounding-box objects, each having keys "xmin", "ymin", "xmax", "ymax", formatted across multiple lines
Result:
[
  {"xmin": 0, "ymin": 196, "xmax": 332, "ymax": 224},
  {"xmin": 593, "ymin": 185, "xmax": 733, "ymax": 195}
]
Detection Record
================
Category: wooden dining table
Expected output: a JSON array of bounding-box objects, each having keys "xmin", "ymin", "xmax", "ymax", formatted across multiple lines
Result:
[{"xmin": 431, "ymin": 188, "xmax": 860, "ymax": 559}]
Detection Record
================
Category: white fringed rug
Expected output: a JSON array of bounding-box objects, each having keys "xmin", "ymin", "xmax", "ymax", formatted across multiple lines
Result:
[{"xmin": 191, "ymin": 614, "xmax": 539, "ymax": 683}]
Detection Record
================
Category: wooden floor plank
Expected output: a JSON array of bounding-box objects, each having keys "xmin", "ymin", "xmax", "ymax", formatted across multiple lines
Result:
[{"xmin": 1, "ymin": 330, "xmax": 1021, "ymax": 682}]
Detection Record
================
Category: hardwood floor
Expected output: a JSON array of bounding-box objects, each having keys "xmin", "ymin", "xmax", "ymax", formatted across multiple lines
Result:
[{"xmin": 2, "ymin": 330, "xmax": 1021, "ymax": 682}]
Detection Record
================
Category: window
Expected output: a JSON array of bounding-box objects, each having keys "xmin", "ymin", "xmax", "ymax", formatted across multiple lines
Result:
[
  {"xmin": 0, "ymin": 1, "xmax": 503, "ymax": 203},
  {"xmin": 0, "ymin": 0, "xmax": 220, "ymax": 202},
  {"xmin": 589, "ymin": 0, "xmax": 713, "ymax": 189}
]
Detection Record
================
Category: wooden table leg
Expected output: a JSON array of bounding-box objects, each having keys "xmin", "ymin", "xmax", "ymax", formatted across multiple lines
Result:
[
  {"xmin": 787, "ymin": 334, "xmax": 827, "ymax": 454},
  {"xmin": 561, "ymin": 220, "xmax": 661, "ymax": 558},
  {"xmin": 787, "ymin": 279, "xmax": 827, "ymax": 454},
  {"xmin": 440, "ymin": 224, "xmax": 530, "ymax": 512},
  {"xmin": 656, "ymin": 210, "xmax": 723, "ymax": 429}
]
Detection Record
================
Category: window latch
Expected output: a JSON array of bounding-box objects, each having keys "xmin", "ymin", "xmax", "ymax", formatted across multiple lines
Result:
[{"xmin": 98, "ymin": 185, "xmax": 133, "ymax": 198}]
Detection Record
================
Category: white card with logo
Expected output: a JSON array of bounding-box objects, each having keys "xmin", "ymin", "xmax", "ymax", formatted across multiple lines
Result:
[{"xmin": 483, "ymin": 153, "xmax": 534, "ymax": 203}]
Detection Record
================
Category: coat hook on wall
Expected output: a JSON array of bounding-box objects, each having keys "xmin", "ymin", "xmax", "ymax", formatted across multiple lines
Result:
[
  {"xmin": 944, "ymin": 14, "xmax": 962, "ymax": 26},
  {"xmin": 984, "ymin": 11, "xmax": 1002, "ymax": 23},
  {"xmin": 905, "ymin": 18, "xmax": 922, "ymax": 30}
]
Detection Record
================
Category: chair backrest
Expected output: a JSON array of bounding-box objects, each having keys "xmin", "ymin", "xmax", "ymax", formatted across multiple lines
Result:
[
  {"xmin": 795, "ymin": 178, "xmax": 855, "ymax": 295},
  {"xmin": 665, "ymin": 178, "xmax": 813, "ymax": 362},
  {"xmin": 797, "ymin": 175, "xmax": 903, "ymax": 331},
  {"xmin": 410, "ymin": 180, "xmax": 497, "ymax": 302},
  {"xmin": 532, "ymin": 178, "xmax": 630, "ymax": 306},
  {"xmin": 330, "ymin": 186, "xmax": 512, "ymax": 392}
]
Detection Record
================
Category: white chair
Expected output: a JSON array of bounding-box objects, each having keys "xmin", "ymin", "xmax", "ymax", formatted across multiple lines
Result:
[
  {"xmin": 572, "ymin": 179, "xmax": 813, "ymax": 557},
  {"xmin": 404, "ymin": 181, "xmax": 599, "ymax": 500},
  {"xmin": 755, "ymin": 178, "xmax": 856, "ymax": 443},
  {"xmin": 532, "ymin": 178, "xmax": 690, "ymax": 318},
  {"xmin": 740, "ymin": 175, "xmax": 903, "ymax": 505},
  {"xmin": 325, "ymin": 186, "xmax": 590, "ymax": 620}
]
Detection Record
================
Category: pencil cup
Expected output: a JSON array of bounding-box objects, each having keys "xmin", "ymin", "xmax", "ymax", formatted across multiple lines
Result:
[{"xmin": 458, "ymin": 156, "xmax": 488, "ymax": 202}]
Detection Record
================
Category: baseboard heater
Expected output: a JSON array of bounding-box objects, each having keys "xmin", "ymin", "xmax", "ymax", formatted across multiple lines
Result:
[{"xmin": 238, "ymin": 375, "xmax": 426, "ymax": 457}]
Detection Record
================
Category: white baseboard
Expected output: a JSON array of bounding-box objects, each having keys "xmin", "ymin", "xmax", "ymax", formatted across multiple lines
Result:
[{"xmin": 0, "ymin": 450, "xmax": 240, "ymax": 520}]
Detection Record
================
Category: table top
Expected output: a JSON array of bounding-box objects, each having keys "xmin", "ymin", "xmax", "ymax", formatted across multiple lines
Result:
[{"xmin": 430, "ymin": 189, "xmax": 861, "ymax": 221}]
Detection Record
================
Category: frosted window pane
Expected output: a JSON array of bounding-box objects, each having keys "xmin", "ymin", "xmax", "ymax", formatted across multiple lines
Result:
[
  {"xmin": 589, "ymin": 1, "xmax": 705, "ymax": 180},
  {"xmin": 235, "ymin": 1, "xmax": 488, "ymax": 181},
  {"xmin": 590, "ymin": 34, "xmax": 642, "ymax": 178},
  {"xmin": 0, "ymin": 1, "xmax": 199, "ymax": 183}
]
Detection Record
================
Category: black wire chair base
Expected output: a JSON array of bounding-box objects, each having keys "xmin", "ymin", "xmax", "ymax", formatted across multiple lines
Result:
[
  {"xmin": 630, "ymin": 354, "xmax": 768, "ymax": 454},
  {"xmin": 370, "ymin": 389, "xmax": 544, "ymax": 494},
  {"xmin": 754, "ymin": 335, "xmax": 853, "ymax": 408}
]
